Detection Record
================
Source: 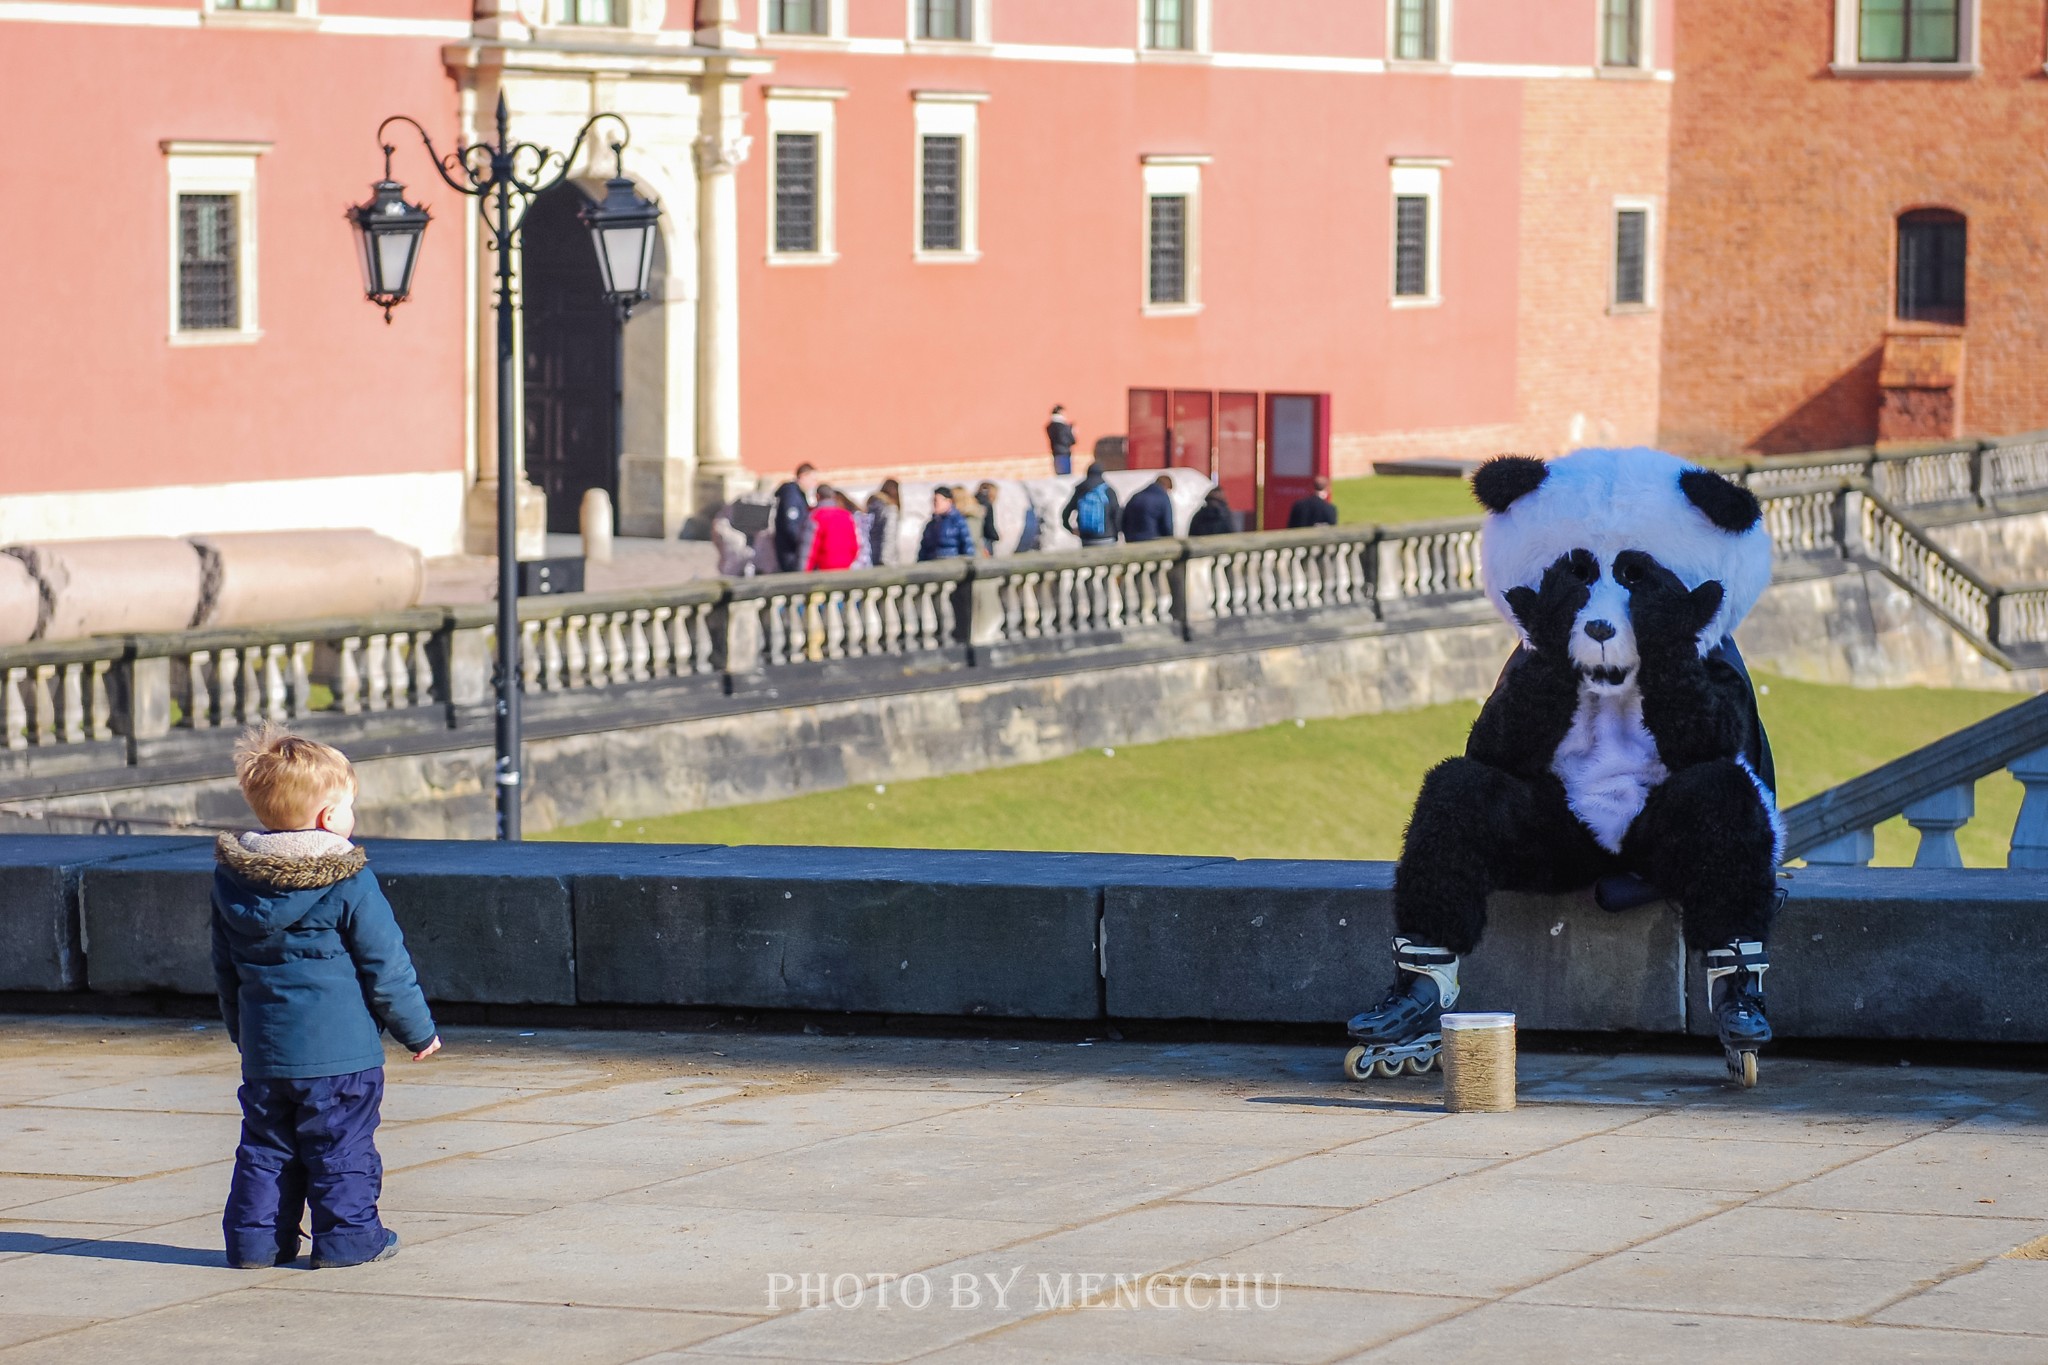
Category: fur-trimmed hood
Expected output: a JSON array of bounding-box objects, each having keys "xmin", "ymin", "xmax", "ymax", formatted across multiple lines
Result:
[{"xmin": 214, "ymin": 831, "xmax": 367, "ymax": 936}]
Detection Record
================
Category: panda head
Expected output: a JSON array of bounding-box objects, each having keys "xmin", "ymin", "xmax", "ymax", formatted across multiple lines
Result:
[{"xmin": 1472, "ymin": 447, "xmax": 1771, "ymax": 690}]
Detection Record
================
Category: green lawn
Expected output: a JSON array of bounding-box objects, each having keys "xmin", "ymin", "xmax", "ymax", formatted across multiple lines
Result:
[
  {"xmin": 1330, "ymin": 474, "xmax": 1479, "ymax": 527},
  {"xmin": 543, "ymin": 673, "xmax": 2027, "ymax": 868}
]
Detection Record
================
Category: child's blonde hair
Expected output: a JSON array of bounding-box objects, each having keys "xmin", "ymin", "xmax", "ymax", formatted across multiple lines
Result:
[{"xmin": 233, "ymin": 723, "xmax": 356, "ymax": 831}]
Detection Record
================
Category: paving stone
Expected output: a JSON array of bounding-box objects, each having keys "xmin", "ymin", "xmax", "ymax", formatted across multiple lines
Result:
[
  {"xmin": 0, "ymin": 1107, "xmax": 237, "ymax": 1179},
  {"xmin": 1178, "ymin": 1152, "xmax": 1490, "ymax": 1209},
  {"xmin": 1501, "ymin": 1132, "xmax": 1866, "ymax": 1194},
  {"xmin": 1756, "ymin": 1130, "xmax": 2048, "ymax": 1219},
  {"xmin": 1871, "ymin": 1257, "xmax": 2048, "ymax": 1336},
  {"xmin": 0, "ymin": 1177, "xmax": 111, "ymax": 1214}
]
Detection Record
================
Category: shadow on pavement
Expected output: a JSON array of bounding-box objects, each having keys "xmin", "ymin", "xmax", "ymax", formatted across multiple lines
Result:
[{"xmin": 0, "ymin": 1232, "xmax": 225, "ymax": 1267}]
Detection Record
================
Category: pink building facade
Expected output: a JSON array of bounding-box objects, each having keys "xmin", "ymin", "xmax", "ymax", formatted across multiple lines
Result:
[{"xmin": 0, "ymin": 0, "xmax": 1673, "ymax": 553}]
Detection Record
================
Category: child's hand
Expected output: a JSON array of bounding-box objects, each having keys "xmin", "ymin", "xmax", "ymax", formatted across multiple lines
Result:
[{"xmin": 411, "ymin": 1036, "xmax": 442, "ymax": 1061}]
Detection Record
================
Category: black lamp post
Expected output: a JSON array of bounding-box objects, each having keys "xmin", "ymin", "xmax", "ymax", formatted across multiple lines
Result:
[{"xmin": 349, "ymin": 95, "xmax": 661, "ymax": 841}]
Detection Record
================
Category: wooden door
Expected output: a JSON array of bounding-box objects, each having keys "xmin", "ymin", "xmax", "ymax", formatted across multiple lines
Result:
[
  {"xmin": 1126, "ymin": 388, "xmax": 1168, "ymax": 470},
  {"xmin": 1169, "ymin": 390, "xmax": 1214, "ymax": 474},
  {"xmin": 1216, "ymin": 392, "xmax": 1258, "ymax": 529},
  {"xmin": 522, "ymin": 186, "xmax": 618, "ymax": 535},
  {"xmin": 1261, "ymin": 392, "xmax": 1331, "ymax": 532}
]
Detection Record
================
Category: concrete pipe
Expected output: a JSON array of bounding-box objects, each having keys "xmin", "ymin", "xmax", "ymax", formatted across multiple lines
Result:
[
  {"xmin": 6, "ymin": 538, "xmax": 207, "ymax": 641},
  {"xmin": 0, "ymin": 553, "xmax": 39, "ymax": 645},
  {"xmin": 190, "ymin": 530, "xmax": 424, "ymax": 629}
]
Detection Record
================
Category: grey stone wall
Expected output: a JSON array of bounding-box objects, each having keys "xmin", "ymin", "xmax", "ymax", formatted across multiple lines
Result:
[{"xmin": 1925, "ymin": 508, "xmax": 2048, "ymax": 586}]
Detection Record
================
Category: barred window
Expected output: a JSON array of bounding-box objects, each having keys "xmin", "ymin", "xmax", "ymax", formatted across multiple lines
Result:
[
  {"xmin": 1859, "ymin": 0, "xmax": 1959, "ymax": 61},
  {"xmin": 920, "ymin": 135, "xmax": 964, "ymax": 252},
  {"xmin": 1393, "ymin": 0, "xmax": 1437, "ymax": 61},
  {"xmin": 1601, "ymin": 0, "xmax": 1641, "ymax": 66},
  {"xmin": 1145, "ymin": 0, "xmax": 1191, "ymax": 50},
  {"xmin": 1393, "ymin": 195, "xmax": 1430, "ymax": 298},
  {"xmin": 767, "ymin": 0, "xmax": 828, "ymax": 34},
  {"xmin": 566, "ymin": 0, "xmax": 615, "ymax": 23},
  {"xmin": 178, "ymin": 194, "xmax": 240, "ymax": 332},
  {"xmin": 774, "ymin": 133, "xmax": 819, "ymax": 254},
  {"xmin": 1148, "ymin": 195, "xmax": 1187, "ymax": 305},
  {"xmin": 1897, "ymin": 209, "xmax": 1965, "ymax": 324},
  {"xmin": 917, "ymin": 0, "xmax": 971, "ymax": 40},
  {"xmin": 1614, "ymin": 207, "xmax": 1648, "ymax": 305}
]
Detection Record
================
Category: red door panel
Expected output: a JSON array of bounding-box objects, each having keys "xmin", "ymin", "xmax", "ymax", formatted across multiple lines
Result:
[
  {"xmin": 1169, "ymin": 390, "xmax": 1214, "ymax": 475},
  {"xmin": 1126, "ymin": 389, "xmax": 1168, "ymax": 470},
  {"xmin": 1216, "ymin": 392, "xmax": 1258, "ymax": 529},
  {"xmin": 1261, "ymin": 392, "xmax": 1332, "ymax": 532}
]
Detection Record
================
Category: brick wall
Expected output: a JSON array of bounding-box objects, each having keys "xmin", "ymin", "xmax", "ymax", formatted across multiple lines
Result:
[
  {"xmin": 1660, "ymin": 0, "xmax": 2048, "ymax": 456},
  {"xmin": 1514, "ymin": 78, "xmax": 1671, "ymax": 457}
]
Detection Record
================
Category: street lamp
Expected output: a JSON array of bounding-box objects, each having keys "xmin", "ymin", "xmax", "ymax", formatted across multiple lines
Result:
[{"xmin": 350, "ymin": 94, "xmax": 661, "ymax": 840}]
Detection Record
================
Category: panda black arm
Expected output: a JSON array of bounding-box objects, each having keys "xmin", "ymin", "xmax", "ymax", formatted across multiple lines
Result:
[
  {"xmin": 1466, "ymin": 553, "xmax": 1590, "ymax": 777},
  {"xmin": 1619, "ymin": 550, "xmax": 1749, "ymax": 769}
]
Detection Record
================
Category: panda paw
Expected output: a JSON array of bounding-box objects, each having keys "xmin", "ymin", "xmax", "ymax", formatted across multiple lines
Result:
[
  {"xmin": 1616, "ymin": 550, "xmax": 1723, "ymax": 660},
  {"xmin": 1505, "ymin": 550, "xmax": 1595, "ymax": 660}
]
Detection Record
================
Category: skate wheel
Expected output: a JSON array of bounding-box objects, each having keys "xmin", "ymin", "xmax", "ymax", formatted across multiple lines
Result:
[
  {"xmin": 1372, "ymin": 1059, "xmax": 1401, "ymax": 1079},
  {"xmin": 1736, "ymin": 1051, "xmax": 1758, "ymax": 1089},
  {"xmin": 1401, "ymin": 1055, "xmax": 1429, "ymax": 1076},
  {"xmin": 1342, "ymin": 1045, "xmax": 1372, "ymax": 1082}
]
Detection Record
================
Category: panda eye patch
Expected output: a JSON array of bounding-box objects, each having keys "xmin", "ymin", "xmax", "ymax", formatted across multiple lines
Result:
[{"xmin": 1565, "ymin": 549, "xmax": 1599, "ymax": 584}]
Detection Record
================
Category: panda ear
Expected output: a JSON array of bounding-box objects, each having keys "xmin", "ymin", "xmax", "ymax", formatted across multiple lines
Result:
[
  {"xmin": 1679, "ymin": 468, "xmax": 1762, "ymax": 534},
  {"xmin": 1472, "ymin": 456, "xmax": 1549, "ymax": 514}
]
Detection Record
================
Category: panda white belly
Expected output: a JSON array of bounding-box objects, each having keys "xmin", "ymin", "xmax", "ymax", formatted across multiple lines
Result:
[{"xmin": 1551, "ymin": 679, "xmax": 1668, "ymax": 855}]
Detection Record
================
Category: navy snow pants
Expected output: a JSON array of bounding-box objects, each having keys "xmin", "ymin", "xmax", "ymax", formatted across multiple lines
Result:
[{"xmin": 223, "ymin": 1067, "xmax": 386, "ymax": 1268}]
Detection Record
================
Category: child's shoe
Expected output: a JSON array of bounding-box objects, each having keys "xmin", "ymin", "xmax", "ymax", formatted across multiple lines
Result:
[{"xmin": 312, "ymin": 1229, "xmax": 399, "ymax": 1269}]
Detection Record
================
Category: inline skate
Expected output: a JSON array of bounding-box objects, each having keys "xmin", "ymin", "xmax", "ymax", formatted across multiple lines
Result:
[
  {"xmin": 1705, "ymin": 938, "xmax": 1771, "ymax": 1088},
  {"xmin": 1343, "ymin": 937, "xmax": 1461, "ymax": 1081}
]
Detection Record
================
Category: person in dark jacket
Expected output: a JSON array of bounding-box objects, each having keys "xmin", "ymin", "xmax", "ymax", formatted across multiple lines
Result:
[
  {"xmin": 1121, "ymin": 474, "xmax": 1177, "ymax": 543},
  {"xmin": 1287, "ymin": 474, "xmax": 1341, "ymax": 529},
  {"xmin": 1189, "ymin": 486, "xmax": 1237, "ymax": 536},
  {"xmin": 975, "ymin": 482, "xmax": 1002, "ymax": 557},
  {"xmin": 771, "ymin": 462, "xmax": 821, "ymax": 572},
  {"xmin": 1061, "ymin": 463, "xmax": 1122, "ymax": 547},
  {"xmin": 212, "ymin": 725, "xmax": 439, "ymax": 1272},
  {"xmin": 918, "ymin": 487, "xmax": 978, "ymax": 560},
  {"xmin": 1046, "ymin": 405, "xmax": 1077, "ymax": 476}
]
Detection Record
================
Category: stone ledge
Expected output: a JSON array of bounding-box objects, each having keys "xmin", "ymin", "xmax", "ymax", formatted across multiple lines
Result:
[{"xmin": 12, "ymin": 836, "xmax": 2048, "ymax": 1043}]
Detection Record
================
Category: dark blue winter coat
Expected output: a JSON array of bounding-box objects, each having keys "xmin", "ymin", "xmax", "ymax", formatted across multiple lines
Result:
[
  {"xmin": 917, "ymin": 507, "xmax": 978, "ymax": 561},
  {"xmin": 1121, "ymin": 481, "xmax": 1176, "ymax": 543},
  {"xmin": 211, "ymin": 835, "xmax": 437, "ymax": 1080}
]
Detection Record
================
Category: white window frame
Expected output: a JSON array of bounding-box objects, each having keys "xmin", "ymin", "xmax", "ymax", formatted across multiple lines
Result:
[
  {"xmin": 1136, "ymin": 0, "xmax": 1210, "ymax": 57},
  {"xmin": 1387, "ymin": 0, "xmax": 1451, "ymax": 67},
  {"xmin": 764, "ymin": 88, "xmax": 842, "ymax": 266},
  {"xmin": 759, "ymin": 0, "xmax": 847, "ymax": 45},
  {"xmin": 906, "ymin": 0, "xmax": 992, "ymax": 48},
  {"xmin": 200, "ymin": 0, "xmax": 317, "ymax": 26},
  {"xmin": 913, "ymin": 92, "xmax": 985, "ymax": 263},
  {"xmin": 1831, "ymin": 0, "xmax": 1979, "ymax": 77},
  {"xmin": 1389, "ymin": 159, "xmax": 1444, "ymax": 309},
  {"xmin": 163, "ymin": 141, "xmax": 268, "ymax": 346},
  {"xmin": 1141, "ymin": 155, "xmax": 1206, "ymax": 316},
  {"xmin": 1610, "ymin": 195, "xmax": 1657, "ymax": 313},
  {"xmin": 1594, "ymin": 0, "xmax": 1651, "ymax": 71}
]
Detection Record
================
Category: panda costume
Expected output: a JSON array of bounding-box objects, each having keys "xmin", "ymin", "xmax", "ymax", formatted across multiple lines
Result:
[{"xmin": 1345, "ymin": 447, "xmax": 1782, "ymax": 1086}]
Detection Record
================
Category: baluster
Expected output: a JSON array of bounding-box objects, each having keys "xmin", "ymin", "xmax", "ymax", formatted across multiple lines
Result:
[
  {"xmin": 31, "ymin": 665, "xmax": 56, "ymax": 746},
  {"xmin": 337, "ymin": 641, "xmax": 362, "ymax": 715},
  {"xmin": 88, "ymin": 659, "xmax": 113, "ymax": 739},
  {"xmin": 648, "ymin": 606, "xmax": 674, "ymax": 677},
  {"xmin": 916, "ymin": 582, "xmax": 940, "ymax": 648},
  {"xmin": 58, "ymin": 663, "xmax": 84, "ymax": 743},
  {"xmin": 410, "ymin": 630, "xmax": 434, "ymax": 705},
  {"xmin": 605, "ymin": 612, "xmax": 629, "ymax": 683},
  {"xmin": 861, "ymin": 589, "xmax": 884, "ymax": 653},
  {"xmin": 1803, "ymin": 829, "xmax": 1874, "ymax": 867},
  {"xmin": 2, "ymin": 667, "xmax": 25, "ymax": 750},
  {"xmin": 692, "ymin": 604, "xmax": 715, "ymax": 673},
  {"xmin": 586, "ymin": 613, "xmax": 612, "ymax": 683},
  {"xmin": 258, "ymin": 644, "xmax": 284, "ymax": 721},
  {"xmin": 1018, "ymin": 572, "xmax": 1042, "ymax": 637},
  {"xmin": 1902, "ymin": 785, "xmax": 1975, "ymax": 869},
  {"xmin": 381, "ymin": 634, "xmax": 407, "ymax": 708},
  {"xmin": 845, "ymin": 589, "xmax": 871, "ymax": 656},
  {"xmin": 217, "ymin": 647, "xmax": 241, "ymax": 725},
  {"xmin": 290, "ymin": 642, "xmax": 313, "ymax": 715},
  {"xmin": 541, "ymin": 617, "xmax": 564, "ymax": 690},
  {"xmin": 881, "ymin": 586, "xmax": 904, "ymax": 652},
  {"xmin": 628, "ymin": 609, "xmax": 653, "ymax": 680},
  {"xmin": 822, "ymin": 590, "xmax": 846, "ymax": 659},
  {"xmin": 2007, "ymin": 747, "xmax": 2048, "ymax": 869},
  {"xmin": 364, "ymin": 635, "xmax": 389, "ymax": 711},
  {"xmin": 564, "ymin": 614, "xmax": 589, "ymax": 686},
  {"xmin": 764, "ymin": 597, "xmax": 789, "ymax": 665}
]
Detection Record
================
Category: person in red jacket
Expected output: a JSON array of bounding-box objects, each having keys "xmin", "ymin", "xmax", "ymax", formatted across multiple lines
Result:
[{"xmin": 803, "ymin": 486, "xmax": 862, "ymax": 572}]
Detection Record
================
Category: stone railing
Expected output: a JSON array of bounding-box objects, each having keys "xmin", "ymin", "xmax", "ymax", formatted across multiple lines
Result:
[
  {"xmin": 1732, "ymin": 430, "xmax": 2048, "ymax": 514},
  {"xmin": 2, "ymin": 478, "xmax": 2044, "ymax": 789},
  {"xmin": 1786, "ymin": 691, "xmax": 2048, "ymax": 870}
]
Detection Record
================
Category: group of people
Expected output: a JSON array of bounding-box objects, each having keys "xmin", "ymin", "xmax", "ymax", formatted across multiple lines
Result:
[{"xmin": 763, "ymin": 463, "xmax": 1047, "ymax": 572}]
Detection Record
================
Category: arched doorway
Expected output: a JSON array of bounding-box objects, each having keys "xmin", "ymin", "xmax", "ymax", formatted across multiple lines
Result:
[{"xmin": 522, "ymin": 184, "xmax": 617, "ymax": 534}]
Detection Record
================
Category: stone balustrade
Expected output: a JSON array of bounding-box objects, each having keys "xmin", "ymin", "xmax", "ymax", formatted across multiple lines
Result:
[{"xmin": 1733, "ymin": 430, "xmax": 2048, "ymax": 513}]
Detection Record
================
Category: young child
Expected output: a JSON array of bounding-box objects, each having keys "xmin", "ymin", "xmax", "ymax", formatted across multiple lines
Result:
[{"xmin": 211, "ymin": 723, "xmax": 441, "ymax": 1270}]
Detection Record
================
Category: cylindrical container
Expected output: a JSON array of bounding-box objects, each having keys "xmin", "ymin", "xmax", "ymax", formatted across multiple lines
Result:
[
  {"xmin": 189, "ymin": 530, "xmax": 424, "ymax": 629},
  {"xmin": 1441, "ymin": 1012, "xmax": 1517, "ymax": 1112},
  {"xmin": 8, "ymin": 538, "xmax": 207, "ymax": 641}
]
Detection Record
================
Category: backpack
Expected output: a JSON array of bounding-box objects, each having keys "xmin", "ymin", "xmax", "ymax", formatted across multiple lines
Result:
[{"xmin": 1075, "ymin": 482, "xmax": 1113, "ymax": 539}]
